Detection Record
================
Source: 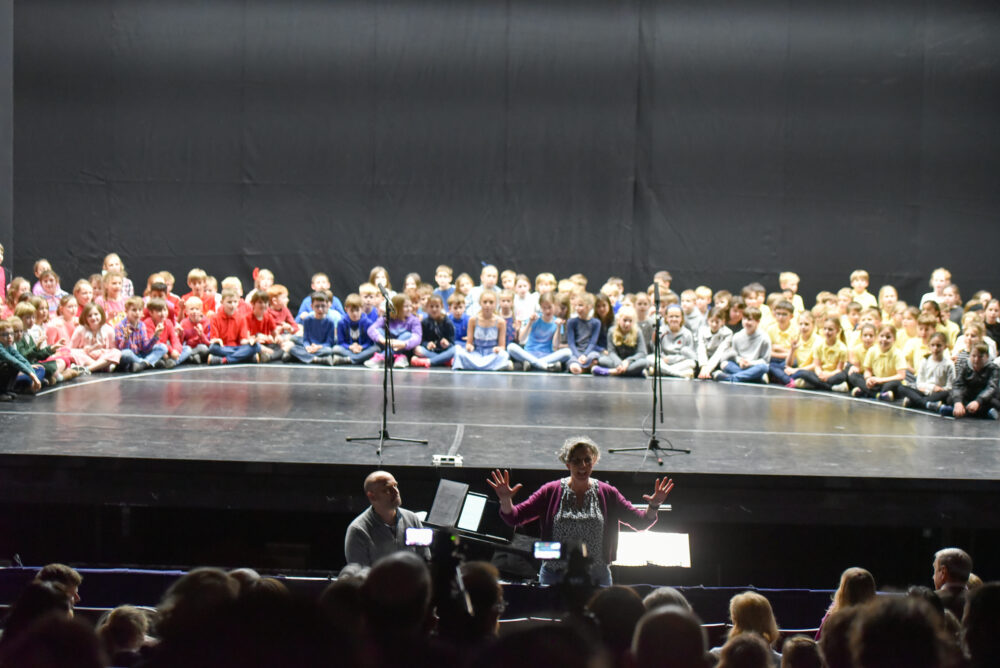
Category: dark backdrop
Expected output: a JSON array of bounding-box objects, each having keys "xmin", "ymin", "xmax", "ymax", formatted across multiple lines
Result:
[{"xmin": 10, "ymin": 0, "xmax": 1000, "ymax": 305}]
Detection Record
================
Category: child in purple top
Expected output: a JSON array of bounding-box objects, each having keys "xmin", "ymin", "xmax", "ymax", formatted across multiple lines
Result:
[{"xmin": 366, "ymin": 294, "xmax": 422, "ymax": 368}]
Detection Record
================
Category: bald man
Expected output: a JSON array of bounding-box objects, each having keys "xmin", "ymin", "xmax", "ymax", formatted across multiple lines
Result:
[{"xmin": 344, "ymin": 470, "xmax": 428, "ymax": 566}]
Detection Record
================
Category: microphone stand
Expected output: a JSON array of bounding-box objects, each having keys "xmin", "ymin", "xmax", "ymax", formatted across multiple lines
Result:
[
  {"xmin": 608, "ymin": 284, "xmax": 689, "ymax": 464},
  {"xmin": 346, "ymin": 285, "xmax": 427, "ymax": 464}
]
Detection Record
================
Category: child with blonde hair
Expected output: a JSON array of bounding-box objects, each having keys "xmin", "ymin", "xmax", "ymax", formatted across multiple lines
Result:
[
  {"xmin": 566, "ymin": 292, "xmax": 601, "ymax": 374},
  {"xmin": 96, "ymin": 271, "xmax": 127, "ymax": 327},
  {"xmin": 696, "ymin": 306, "xmax": 733, "ymax": 379},
  {"xmin": 102, "ymin": 253, "xmax": 134, "ymax": 298},
  {"xmin": 452, "ymin": 291, "xmax": 511, "ymax": 371},
  {"xmin": 920, "ymin": 267, "xmax": 951, "ymax": 307},
  {"xmin": 592, "ymin": 305, "xmax": 647, "ymax": 377},
  {"xmin": 365, "ymin": 293, "xmax": 422, "ymax": 368},
  {"xmin": 507, "ymin": 292, "xmax": 570, "ymax": 372},
  {"xmin": 898, "ymin": 332, "xmax": 954, "ymax": 412}
]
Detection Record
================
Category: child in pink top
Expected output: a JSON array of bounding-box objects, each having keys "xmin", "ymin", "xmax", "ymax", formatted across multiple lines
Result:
[
  {"xmin": 70, "ymin": 303, "xmax": 122, "ymax": 372},
  {"xmin": 96, "ymin": 271, "xmax": 127, "ymax": 328}
]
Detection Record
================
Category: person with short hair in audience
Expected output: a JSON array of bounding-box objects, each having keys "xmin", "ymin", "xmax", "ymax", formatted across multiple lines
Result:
[
  {"xmin": 766, "ymin": 299, "xmax": 798, "ymax": 386},
  {"xmin": 585, "ymin": 585, "xmax": 647, "ymax": 668},
  {"xmin": 345, "ymin": 470, "xmax": 429, "ymax": 566},
  {"xmin": 780, "ymin": 636, "xmax": 823, "ymax": 668},
  {"xmin": 642, "ymin": 586, "xmax": 693, "ymax": 612},
  {"xmin": 97, "ymin": 604, "xmax": 149, "ymax": 667},
  {"xmin": 932, "ymin": 547, "xmax": 973, "ymax": 618},
  {"xmin": 34, "ymin": 562, "xmax": 83, "ymax": 607},
  {"xmin": 718, "ymin": 633, "xmax": 773, "ymax": 668},
  {"xmin": 815, "ymin": 566, "xmax": 876, "ymax": 640},
  {"xmin": 631, "ymin": 604, "xmax": 712, "ymax": 668},
  {"xmin": 711, "ymin": 591, "xmax": 782, "ymax": 666},
  {"xmin": 330, "ymin": 293, "xmax": 377, "ymax": 365},
  {"xmin": 286, "ymin": 290, "xmax": 338, "ymax": 365},
  {"xmin": 175, "ymin": 296, "xmax": 211, "ymax": 365},
  {"xmin": 851, "ymin": 596, "xmax": 950, "ymax": 668},
  {"xmin": 465, "ymin": 264, "xmax": 501, "ymax": 319}
]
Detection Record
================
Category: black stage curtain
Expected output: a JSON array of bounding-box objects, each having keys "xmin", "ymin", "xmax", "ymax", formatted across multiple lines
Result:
[{"xmin": 12, "ymin": 0, "xmax": 1000, "ymax": 304}]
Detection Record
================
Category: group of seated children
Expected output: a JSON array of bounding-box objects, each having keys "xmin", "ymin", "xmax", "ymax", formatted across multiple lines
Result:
[{"xmin": 1, "ymin": 250, "xmax": 997, "ymax": 419}]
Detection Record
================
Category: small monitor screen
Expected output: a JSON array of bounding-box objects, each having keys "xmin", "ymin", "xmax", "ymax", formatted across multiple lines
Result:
[{"xmin": 457, "ymin": 492, "xmax": 487, "ymax": 532}]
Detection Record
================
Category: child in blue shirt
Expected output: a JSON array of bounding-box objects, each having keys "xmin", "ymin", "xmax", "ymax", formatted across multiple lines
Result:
[
  {"xmin": 287, "ymin": 292, "xmax": 338, "ymax": 364},
  {"xmin": 567, "ymin": 292, "xmax": 601, "ymax": 374},
  {"xmin": 332, "ymin": 294, "xmax": 377, "ymax": 365},
  {"xmin": 447, "ymin": 293, "xmax": 469, "ymax": 346}
]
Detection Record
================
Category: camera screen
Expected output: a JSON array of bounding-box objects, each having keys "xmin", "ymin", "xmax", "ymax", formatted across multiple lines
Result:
[
  {"xmin": 533, "ymin": 541, "xmax": 562, "ymax": 560},
  {"xmin": 405, "ymin": 527, "xmax": 434, "ymax": 547}
]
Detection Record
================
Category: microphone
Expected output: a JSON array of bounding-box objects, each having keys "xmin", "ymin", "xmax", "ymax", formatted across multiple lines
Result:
[
  {"xmin": 379, "ymin": 284, "xmax": 396, "ymax": 314},
  {"xmin": 654, "ymin": 282, "xmax": 661, "ymax": 310}
]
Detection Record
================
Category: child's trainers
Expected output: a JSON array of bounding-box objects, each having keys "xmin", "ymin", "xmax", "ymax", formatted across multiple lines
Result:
[
  {"xmin": 365, "ymin": 353, "xmax": 384, "ymax": 368},
  {"xmin": 877, "ymin": 391, "xmax": 894, "ymax": 402},
  {"xmin": 592, "ymin": 366, "xmax": 610, "ymax": 376},
  {"xmin": 831, "ymin": 382, "xmax": 848, "ymax": 393},
  {"xmin": 393, "ymin": 354, "xmax": 409, "ymax": 368},
  {"xmin": 925, "ymin": 400, "xmax": 942, "ymax": 413},
  {"xmin": 410, "ymin": 356, "xmax": 431, "ymax": 368},
  {"xmin": 987, "ymin": 408, "xmax": 999, "ymax": 420},
  {"xmin": 794, "ymin": 379, "xmax": 808, "ymax": 389}
]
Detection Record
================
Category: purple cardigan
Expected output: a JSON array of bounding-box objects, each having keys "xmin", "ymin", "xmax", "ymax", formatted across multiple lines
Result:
[{"xmin": 499, "ymin": 479, "xmax": 657, "ymax": 565}]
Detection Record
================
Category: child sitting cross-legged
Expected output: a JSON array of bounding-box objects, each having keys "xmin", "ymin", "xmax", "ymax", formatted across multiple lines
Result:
[
  {"xmin": 142, "ymin": 298, "xmax": 181, "ymax": 369},
  {"xmin": 792, "ymin": 316, "xmax": 848, "ymax": 391},
  {"xmin": 236, "ymin": 292, "xmax": 277, "ymax": 363},
  {"xmin": 592, "ymin": 305, "xmax": 647, "ymax": 377},
  {"xmin": 847, "ymin": 325, "xmax": 906, "ymax": 401},
  {"xmin": 452, "ymin": 291, "xmax": 511, "ymax": 371},
  {"xmin": 365, "ymin": 294, "xmax": 422, "ymax": 368},
  {"xmin": 648, "ymin": 304, "xmax": 697, "ymax": 378},
  {"xmin": 929, "ymin": 342, "xmax": 999, "ymax": 419},
  {"xmin": 285, "ymin": 292, "xmax": 337, "ymax": 365},
  {"xmin": 331, "ymin": 294, "xmax": 377, "ymax": 365},
  {"xmin": 411, "ymin": 295, "xmax": 456, "ymax": 368},
  {"xmin": 507, "ymin": 291, "xmax": 572, "ymax": 372},
  {"xmin": 898, "ymin": 332, "xmax": 955, "ymax": 413},
  {"xmin": 176, "ymin": 297, "xmax": 211, "ymax": 365},
  {"xmin": 207, "ymin": 289, "xmax": 260, "ymax": 365},
  {"xmin": 696, "ymin": 306, "xmax": 733, "ymax": 379},
  {"xmin": 0, "ymin": 319, "xmax": 42, "ymax": 400},
  {"xmin": 712, "ymin": 306, "xmax": 771, "ymax": 383},
  {"xmin": 114, "ymin": 297, "xmax": 169, "ymax": 373}
]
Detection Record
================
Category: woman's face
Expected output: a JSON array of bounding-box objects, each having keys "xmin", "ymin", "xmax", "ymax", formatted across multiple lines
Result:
[{"xmin": 565, "ymin": 446, "xmax": 596, "ymax": 482}]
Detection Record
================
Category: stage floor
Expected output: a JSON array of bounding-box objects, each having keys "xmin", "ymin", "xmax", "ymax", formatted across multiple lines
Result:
[{"xmin": 1, "ymin": 364, "xmax": 997, "ymax": 481}]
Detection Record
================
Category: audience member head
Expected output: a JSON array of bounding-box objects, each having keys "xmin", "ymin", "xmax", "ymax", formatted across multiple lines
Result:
[
  {"xmin": 728, "ymin": 591, "xmax": 780, "ymax": 647},
  {"xmin": 460, "ymin": 561, "xmax": 505, "ymax": 640},
  {"xmin": 934, "ymin": 547, "xmax": 972, "ymax": 588},
  {"xmin": 963, "ymin": 581, "xmax": 1000, "ymax": 668},
  {"xmin": 478, "ymin": 623, "xmax": 611, "ymax": 668},
  {"xmin": 831, "ymin": 566, "xmax": 876, "ymax": 613},
  {"xmin": 631, "ymin": 605, "xmax": 710, "ymax": 668},
  {"xmin": 0, "ymin": 615, "xmax": 105, "ymax": 668},
  {"xmin": 0, "ymin": 580, "xmax": 74, "ymax": 651},
  {"xmin": 227, "ymin": 567, "xmax": 262, "ymax": 593},
  {"xmin": 851, "ymin": 596, "xmax": 947, "ymax": 668},
  {"xmin": 585, "ymin": 585, "xmax": 646, "ymax": 659},
  {"xmin": 154, "ymin": 567, "xmax": 239, "ymax": 642},
  {"xmin": 642, "ymin": 586, "xmax": 692, "ymax": 612},
  {"xmin": 360, "ymin": 551, "xmax": 432, "ymax": 641},
  {"xmin": 717, "ymin": 633, "xmax": 772, "ymax": 668},
  {"xmin": 818, "ymin": 606, "xmax": 860, "ymax": 668},
  {"xmin": 780, "ymin": 636, "xmax": 823, "ymax": 668},
  {"xmin": 319, "ymin": 574, "xmax": 366, "ymax": 637},
  {"xmin": 96, "ymin": 604, "xmax": 149, "ymax": 661},
  {"xmin": 34, "ymin": 563, "xmax": 82, "ymax": 605}
]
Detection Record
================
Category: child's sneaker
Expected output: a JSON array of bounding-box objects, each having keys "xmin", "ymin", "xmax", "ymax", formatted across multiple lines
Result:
[
  {"xmin": 851, "ymin": 387, "xmax": 863, "ymax": 398},
  {"xmin": 393, "ymin": 354, "xmax": 409, "ymax": 368},
  {"xmin": 332, "ymin": 355, "xmax": 351, "ymax": 365},
  {"xmin": 521, "ymin": 361, "xmax": 532, "ymax": 372},
  {"xmin": 365, "ymin": 353, "xmax": 384, "ymax": 368},
  {"xmin": 131, "ymin": 361, "xmax": 148, "ymax": 373},
  {"xmin": 592, "ymin": 366, "xmax": 610, "ymax": 376},
  {"xmin": 831, "ymin": 382, "xmax": 848, "ymax": 393},
  {"xmin": 794, "ymin": 379, "xmax": 807, "ymax": 389},
  {"xmin": 410, "ymin": 356, "xmax": 431, "ymax": 368},
  {"xmin": 877, "ymin": 391, "xmax": 894, "ymax": 402},
  {"xmin": 546, "ymin": 362, "xmax": 562, "ymax": 373},
  {"xmin": 901, "ymin": 397, "xmax": 912, "ymax": 408},
  {"xmin": 988, "ymin": 408, "xmax": 999, "ymax": 420},
  {"xmin": 190, "ymin": 353, "xmax": 203, "ymax": 365},
  {"xmin": 925, "ymin": 400, "xmax": 942, "ymax": 413}
]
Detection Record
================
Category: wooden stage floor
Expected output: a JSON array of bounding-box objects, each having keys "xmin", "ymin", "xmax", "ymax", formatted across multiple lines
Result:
[{"xmin": 1, "ymin": 364, "xmax": 997, "ymax": 480}]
